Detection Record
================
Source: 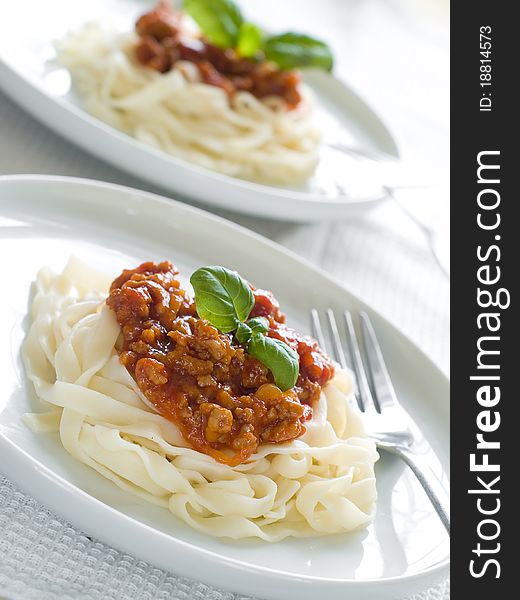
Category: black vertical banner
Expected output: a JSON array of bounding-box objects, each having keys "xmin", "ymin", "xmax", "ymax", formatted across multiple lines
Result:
[{"xmin": 451, "ymin": 2, "xmax": 514, "ymax": 597}]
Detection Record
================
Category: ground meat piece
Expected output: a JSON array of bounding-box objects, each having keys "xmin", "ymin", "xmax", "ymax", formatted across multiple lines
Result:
[
  {"xmin": 135, "ymin": 1, "xmax": 180, "ymax": 41},
  {"xmin": 136, "ymin": 357, "xmax": 169, "ymax": 386},
  {"xmin": 240, "ymin": 356, "xmax": 270, "ymax": 389},
  {"xmin": 135, "ymin": 36, "xmax": 171, "ymax": 73},
  {"xmin": 203, "ymin": 403, "xmax": 233, "ymax": 442}
]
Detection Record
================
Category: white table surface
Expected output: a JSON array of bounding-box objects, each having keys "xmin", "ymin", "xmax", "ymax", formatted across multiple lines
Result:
[{"xmin": 0, "ymin": 0, "xmax": 449, "ymax": 598}]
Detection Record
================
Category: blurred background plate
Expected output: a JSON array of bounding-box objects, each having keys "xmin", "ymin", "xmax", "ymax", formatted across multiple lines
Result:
[{"xmin": 0, "ymin": 0, "xmax": 399, "ymax": 221}]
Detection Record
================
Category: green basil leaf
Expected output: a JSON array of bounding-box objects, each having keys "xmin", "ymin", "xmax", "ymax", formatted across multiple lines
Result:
[
  {"xmin": 247, "ymin": 333, "xmax": 299, "ymax": 391},
  {"xmin": 264, "ymin": 32, "xmax": 334, "ymax": 71},
  {"xmin": 236, "ymin": 322, "xmax": 252, "ymax": 344},
  {"xmin": 247, "ymin": 317, "xmax": 269, "ymax": 335},
  {"xmin": 190, "ymin": 266, "xmax": 254, "ymax": 332},
  {"xmin": 236, "ymin": 21, "xmax": 262, "ymax": 57},
  {"xmin": 183, "ymin": 0, "xmax": 243, "ymax": 48}
]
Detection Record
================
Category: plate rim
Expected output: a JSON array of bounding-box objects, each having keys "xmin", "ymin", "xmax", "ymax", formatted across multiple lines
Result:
[{"xmin": 0, "ymin": 174, "xmax": 449, "ymax": 599}]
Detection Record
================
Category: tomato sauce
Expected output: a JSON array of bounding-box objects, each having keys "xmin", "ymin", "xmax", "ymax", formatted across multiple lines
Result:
[
  {"xmin": 134, "ymin": 2, "xmax": 302, "ymax": 108},
  {"xmin": 107, "ymin": 261, "xmax": 334, "ymax": 465}
]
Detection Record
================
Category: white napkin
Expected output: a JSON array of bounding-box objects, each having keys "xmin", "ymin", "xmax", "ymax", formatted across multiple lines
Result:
[{"xmin": 0, "ymin": 474, "xmax": 448, "ymax": 600}]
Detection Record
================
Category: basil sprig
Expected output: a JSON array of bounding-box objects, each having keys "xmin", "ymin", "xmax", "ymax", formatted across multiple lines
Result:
[
  {"xmin": 183, "ymin": 0, "xmax": 333, "ymax": 71},
  {"xmin": 235, "ymin": 316, "xmax": 269, "ymax": 344},
  {"xmin": 190, "ymin": 266, "xmax": 299, "ymax": 391},
  {"xmin": 247, "ymin": 334, "xmax": 299, "ymax": 393},
  {"xmin": 264, "ymin": 33, "xmax": 334, "ymax": 72},
  {"xmin": 236, "ymin": 22, "xmax": 263, "ymax": 58},
  {"xmin": 183, "ymin": 0, "xmax": 243, "ymax": 48},
  {"xmin": 190, "ymin": 266, "xmax": 254, "ymax": 332}
]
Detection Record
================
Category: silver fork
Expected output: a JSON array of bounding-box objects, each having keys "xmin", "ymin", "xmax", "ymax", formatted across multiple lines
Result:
[{"xmin": 311, "ymin": 309, "xmax": 450, "ymax": 533}]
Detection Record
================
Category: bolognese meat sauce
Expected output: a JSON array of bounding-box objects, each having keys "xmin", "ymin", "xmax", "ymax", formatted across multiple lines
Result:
[
  {"xmin": 134, "ymin": 2, "xmax": 302, "ymax": 108},
  {"xmin": 107, "ymin": 261, "xmax": 334, "ymax": 465}
]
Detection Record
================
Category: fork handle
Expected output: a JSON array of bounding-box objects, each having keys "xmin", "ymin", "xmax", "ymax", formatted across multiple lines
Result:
[{"xmin": 389, "ymin": 445, "xmax": 450, "ymax": 534}]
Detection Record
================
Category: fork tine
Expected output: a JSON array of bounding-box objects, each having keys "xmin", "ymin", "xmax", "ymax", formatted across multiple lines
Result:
[
  {"xmin": 310, "ymin": 309, "xmax": 326, "ymax": 351},
  {"xmin": 326, "ymin": 309, "xmax": 347, "ymax": 370},
  {"xmin": 359, "ymin": 312, "xmax": 398, "ymax": 411},
  {"xmin": 343, "ymin": 311, "xmax": 377, "ymax": 413}
]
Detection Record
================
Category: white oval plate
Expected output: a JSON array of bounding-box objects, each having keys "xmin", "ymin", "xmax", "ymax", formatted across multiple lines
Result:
[
  {"xmin": 0, "ymin": 176, "xmax": 448, "ymax": 600},
  {"xmin": 0, "ymin": 0, "xmax": 399, "ymax": 221}
]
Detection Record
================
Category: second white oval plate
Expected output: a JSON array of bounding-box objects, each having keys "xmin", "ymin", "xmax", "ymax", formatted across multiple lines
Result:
[
  {"xmin": 0, "ymin": 176, "xmax": 448, "ymax": 599},
  {"xmin": 0, "ymin": 0, "xmax": 398, "ymax": 221}
]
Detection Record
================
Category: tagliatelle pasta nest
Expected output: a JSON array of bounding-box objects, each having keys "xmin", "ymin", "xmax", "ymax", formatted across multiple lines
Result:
[
  {"xmin": 57, "ymin": 23, "xmax": 321, "ymax": 185},
  {"xmin": 23, "ymin": 258, "xmax": 378, "ymax": 541}
]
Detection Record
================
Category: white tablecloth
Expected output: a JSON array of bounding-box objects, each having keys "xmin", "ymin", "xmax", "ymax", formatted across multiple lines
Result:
[{"xmin": 0, "ymin": 0, "xmax": 449, "ymax": 597}]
